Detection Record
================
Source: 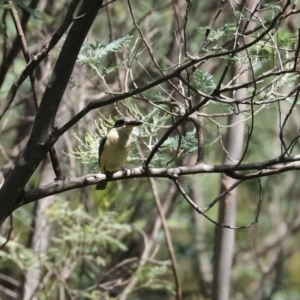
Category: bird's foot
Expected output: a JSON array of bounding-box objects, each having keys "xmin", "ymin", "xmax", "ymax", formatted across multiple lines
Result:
[
  {"xmin": 121, "ymin": 167, "xmax": 131, "ymax": 176},
  {"xmin": 96, "ymin": 181, "xmax": 107, "ymax": 190}
]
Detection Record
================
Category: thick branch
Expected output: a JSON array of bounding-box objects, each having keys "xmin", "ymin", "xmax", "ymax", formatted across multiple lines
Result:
[
  {"xmin": 0, "ymin": 0, "xmax": 103, "ymax": 225},
  {"xmin": 19, "ymin": 155, "xmax": 300, "ymax": 208}
]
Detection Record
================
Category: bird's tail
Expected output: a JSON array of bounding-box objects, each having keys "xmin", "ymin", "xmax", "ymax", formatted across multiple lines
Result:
[{"xmin": 95, "ymin": 181, "xmax": 107, "ymax": 190}]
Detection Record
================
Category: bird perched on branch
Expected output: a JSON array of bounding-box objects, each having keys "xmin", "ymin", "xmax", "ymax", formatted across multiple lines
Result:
[{"xmin": 96, "ymin": 117, "xmax": 143, "ymax": 190}]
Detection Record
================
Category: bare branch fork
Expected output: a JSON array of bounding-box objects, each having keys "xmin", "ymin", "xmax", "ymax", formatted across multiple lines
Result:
[{"xmin": 173, "ymin": 178, "xmax": 263, "ymax": 230}]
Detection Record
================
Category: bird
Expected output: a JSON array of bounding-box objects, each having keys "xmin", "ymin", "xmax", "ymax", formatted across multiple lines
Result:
[{"xmin": 95, "ymin": 116, "xmax": 143, "ymax": 190}]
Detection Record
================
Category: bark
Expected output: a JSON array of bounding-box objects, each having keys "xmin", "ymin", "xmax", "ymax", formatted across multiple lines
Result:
[
  {"xmin": 211, "ymin": 1, "xmax": 259, "ymax": 300},
  {"xmin": 211, "ymin": 109, "xmax": 246, "ymax": 300},
  {"xmin": 211, "ymin": 0, "xmax": 255, "ymax": 296}
]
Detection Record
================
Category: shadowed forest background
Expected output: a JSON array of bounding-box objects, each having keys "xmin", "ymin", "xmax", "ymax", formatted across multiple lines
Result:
[{"xmin": 0, "ymin": 0, "xmax": 300, "ymax": 299}]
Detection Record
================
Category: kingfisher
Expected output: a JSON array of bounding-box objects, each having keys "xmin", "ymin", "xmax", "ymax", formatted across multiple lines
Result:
[{"xmin": 95, "ymin": 116, "xmax": 143, "ymax": 190}]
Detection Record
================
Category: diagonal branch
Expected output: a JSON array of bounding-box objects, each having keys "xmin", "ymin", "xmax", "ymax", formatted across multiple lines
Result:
[
  {"xmin": 0, "ymin": 0, "xmax": 39, "ymax": 88},
  {"xmin": 173, "ymin": 178, "xmax": 262, "ymax": 230},
  {"xmin": 9, "ymin": 0, "xmax": 63, "ymax": 179},
  {"xmin": 0, "ymin": 0, "xmax": 81, "ymax": 121},
  {"xmin": 149, "ymin": 178, "xmax": 182, "ymax": 300},
  {"xmin": 0, "ymin": 0, "xmax": 104, "ymax": 225}
]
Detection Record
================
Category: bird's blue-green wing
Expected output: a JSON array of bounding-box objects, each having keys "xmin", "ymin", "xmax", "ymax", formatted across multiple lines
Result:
[{"xmin": 98, "ymin": 135, "xmax": 107, "ymax": 168}]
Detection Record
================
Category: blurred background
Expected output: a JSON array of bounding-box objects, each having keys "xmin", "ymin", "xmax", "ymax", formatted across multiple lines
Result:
[{"xmin": 0, "ymin": 0, "xmax": 300, "ymax": 299}]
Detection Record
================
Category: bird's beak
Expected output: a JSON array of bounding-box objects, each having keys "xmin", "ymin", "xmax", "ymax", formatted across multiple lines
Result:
[{"xmin": 125, "ymin": 120, "xmax": 143, "ymax": 126}]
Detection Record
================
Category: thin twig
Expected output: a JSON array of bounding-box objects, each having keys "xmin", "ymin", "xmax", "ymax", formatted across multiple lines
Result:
[
  {"xmin": 0, "ymin": 214, "xmax": 13, "ymax": 249},
  {"xmin": 189, "ymin": 113, "xmax": 204, "ymax": 164},
  {"xmin": 279, "ymin": 88, "xmax": 300, "ymax": 156},
  {"xmin": 9, "ymin": 0, "xmax": 63, "ymax": 179},
  {"xmin": 149, "ymin": 178, "xmax": 182, "ymax": 300},
  {"xmin": 144, "ymin": 97, "xmax": 210, "ymax": 167},
  {"xmin": 173, "ymin": 178, "xmax": 261, "ymax": 230},
  {"xmin": 0, "ymin": 0, "xmax": 81, "ymax": 121},
  {"xmin": 203, "ymin": 180, "xmax": 244, "ymax": 212}
]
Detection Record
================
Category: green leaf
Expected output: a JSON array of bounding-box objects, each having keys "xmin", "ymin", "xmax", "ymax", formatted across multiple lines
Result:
[{"xmin": 191, "ymin": 70, "xmax": 216, "ymax": 95}]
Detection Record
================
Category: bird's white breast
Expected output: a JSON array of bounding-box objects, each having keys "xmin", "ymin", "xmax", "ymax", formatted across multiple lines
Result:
[{"xmin": 100, "ymin": 128, "xmax": 132, "ymax": 172}]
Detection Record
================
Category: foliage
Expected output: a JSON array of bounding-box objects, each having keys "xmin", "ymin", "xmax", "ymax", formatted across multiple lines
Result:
[
  {"xmin": 197, "ymin": 24, "xmax": 237, "ymax": 42},
  {"xmin": 77, "ymin": 35, "xmax": 132, "ymax": 76},
  {"xmin": 135, "ymin": 264, "xmax": 174, "ymax": 294},
  {"xmin": 0, "ymin": 201, "xmax": 173, "ymax": 299},
  {"xmin": 0, "ymin": 236, "xmax": 38, "ymax": 271},
  {"xmin": 191, "ymin": 70, "xmax": 216, "ymax": 95}
]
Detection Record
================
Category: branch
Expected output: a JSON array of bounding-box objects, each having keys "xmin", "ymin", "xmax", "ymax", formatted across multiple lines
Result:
[
  {"xmin": 188, "ymin": 113, "xmax": 204, "ymax": 164},
  {"xmin": 173, "ymin": 178, "xmax": 262, "ymax": 230},
  {"xmin": 0, "ymin": 0, "xmax": 39, "ymax": 88},
  {"xmin": 18, "ymin": 154, "xmax": 300, "ymax": 208}
]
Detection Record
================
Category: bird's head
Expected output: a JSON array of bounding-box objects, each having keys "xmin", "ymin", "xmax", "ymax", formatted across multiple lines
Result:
[{"xmin": 113, "ymin": 117, "xmax": 142, "ymax": 134}]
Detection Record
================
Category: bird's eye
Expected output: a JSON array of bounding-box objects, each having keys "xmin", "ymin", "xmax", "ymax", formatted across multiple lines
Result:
[{"xmin": 114, "ymin": 120, "xmax": 125, "ymax": 127}]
